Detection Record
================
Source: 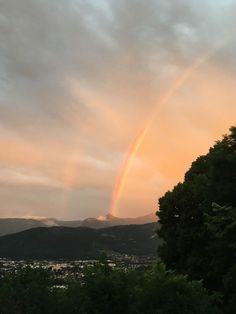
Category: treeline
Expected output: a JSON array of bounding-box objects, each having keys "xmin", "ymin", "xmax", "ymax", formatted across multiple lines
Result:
[
  {"xmin": 0, "ymin": 262, "xmax": 220, "ymax": 314},
  {"xmin": 0, "ymin": 126, "xmax": 235, "ymax": 313}
]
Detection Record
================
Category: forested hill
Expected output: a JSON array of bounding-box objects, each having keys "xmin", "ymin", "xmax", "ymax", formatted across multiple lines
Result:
[{"xmin": 0, "ymin": 223, "xmax": 159, "ymax": 259}]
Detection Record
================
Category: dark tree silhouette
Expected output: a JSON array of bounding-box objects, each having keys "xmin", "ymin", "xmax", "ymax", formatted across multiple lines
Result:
[{"xmin": 157, "ymin": 126, "xmax": 236, "ymax": 312}]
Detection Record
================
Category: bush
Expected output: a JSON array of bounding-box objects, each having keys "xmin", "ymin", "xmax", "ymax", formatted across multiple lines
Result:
[{"xmin": 0, "ymin": 262, "xmax": 221, "ymax": 314}]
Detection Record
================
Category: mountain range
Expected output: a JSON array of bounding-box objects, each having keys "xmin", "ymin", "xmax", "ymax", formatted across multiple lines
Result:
[
  {"xmin": 0, "ymin": 223, "xmax": 159, "ymax": 259},
  {"xmin": 0, "ymin": 213, "xmax": 157, "ymax": 236}
]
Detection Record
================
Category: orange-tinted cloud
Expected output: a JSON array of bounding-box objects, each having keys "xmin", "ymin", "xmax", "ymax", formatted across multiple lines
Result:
[{"xmin": 0, "ymin": 0, "xmax": 236, "ymax": 219}]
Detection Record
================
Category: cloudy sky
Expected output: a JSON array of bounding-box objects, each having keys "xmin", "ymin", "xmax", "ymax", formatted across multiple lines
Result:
[{"xmin": 0, "ymin": 0, "xmax": 236, "ymax": 219}]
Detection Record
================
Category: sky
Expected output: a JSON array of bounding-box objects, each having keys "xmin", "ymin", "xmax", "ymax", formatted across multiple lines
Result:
[{"xmin": 0, "ymin": 0, "xmax": 236, "ymax": 219}]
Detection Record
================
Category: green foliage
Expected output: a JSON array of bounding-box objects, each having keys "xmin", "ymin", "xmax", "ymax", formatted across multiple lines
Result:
[
  {"xmin": 204, "ymin": 203, "xmax": 236, "ymax": 313},
  {"xmin": 0, "ymin": 262, "xmax": 219, "ymax": 314},
  {"xmin": 130, "ymin": 262, "xmax": 220, "ymax": 314},
  {"xmin": 0, "ymin": 266, "xmax": 53, "ymax": 314},
  {"xmin": 157, "ymin": 126, "xmax": 236, "ymax": 312},
  {"xmin": 158, "ymin": 126, "xmax": 236, "ymax": 276}
]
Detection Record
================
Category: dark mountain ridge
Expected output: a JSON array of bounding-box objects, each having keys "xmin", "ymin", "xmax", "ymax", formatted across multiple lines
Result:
[{"xmin": 0, "ymin": 223, "xmax": 159, "ymax": 259}]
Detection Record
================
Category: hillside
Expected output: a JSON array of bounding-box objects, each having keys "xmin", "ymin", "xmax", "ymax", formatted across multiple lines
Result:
[{"xmin": 0, "ymin": 223, "xmax": 159, "ymax": 259}]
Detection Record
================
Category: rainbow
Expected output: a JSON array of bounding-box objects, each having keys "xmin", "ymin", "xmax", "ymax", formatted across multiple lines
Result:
[
  {"xmin": 110, "ymin": 127, "xmax": 149, "ymax": 217},
  {"xmin": 109, "ymin": 52, "xmax": 216, "ymax": 216}
]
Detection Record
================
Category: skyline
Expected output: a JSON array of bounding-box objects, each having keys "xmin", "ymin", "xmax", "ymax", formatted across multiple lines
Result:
[{"xmin": 0, "ymin": 0, "xmax": 236, "ymax": 219}]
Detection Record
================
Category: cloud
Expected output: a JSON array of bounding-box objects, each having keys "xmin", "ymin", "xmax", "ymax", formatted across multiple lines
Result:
[{"xmin": 0, "ymin": 0, "xmax": 235, "ymax": 218}]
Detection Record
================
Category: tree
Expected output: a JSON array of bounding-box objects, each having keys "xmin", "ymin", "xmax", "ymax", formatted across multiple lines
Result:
[
  {"xmin": 0, "ymin": 267, "xmax": 53, "ymax": 314},
  {"xmin": 157, "ymin": 126, "xmax": 236, "ymax": 286},
  {"xmin": 0, "ymin": 261, "xmax": 221, "ymax": 314},
  {"xmin": 204, "ymin": 203, "xmax": 236, "ymax": 313},
  {"xmin": 132, "ymin": 262, "xmax": 221, "ymax": 314}
]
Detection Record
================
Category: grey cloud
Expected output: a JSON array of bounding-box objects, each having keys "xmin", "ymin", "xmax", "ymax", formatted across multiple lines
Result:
[{"xmin": 0, "ymin": 0, "xmax": 235, "ymax": 218}]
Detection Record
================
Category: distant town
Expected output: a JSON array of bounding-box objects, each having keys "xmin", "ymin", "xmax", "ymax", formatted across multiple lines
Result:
[{"xmin": 0, "ymin": 254, "xmax": 155, "ymax": 279}]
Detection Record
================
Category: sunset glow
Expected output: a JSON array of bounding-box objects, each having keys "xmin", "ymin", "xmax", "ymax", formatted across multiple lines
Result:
[
  {"xmin": 109, "ymin": 50, "xmax": 219, "ymax": 216},
  {"xmin": 0, "ymin": 0, "xmax": 236, "ymax": 219}
]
